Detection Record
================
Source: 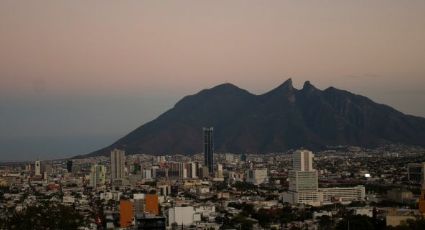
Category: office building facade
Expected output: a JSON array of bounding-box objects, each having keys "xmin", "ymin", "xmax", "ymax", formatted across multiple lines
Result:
[
  {"xmin": 203, "ymin": 127, "xmax": 214, "ymax": 175},
  {"xmin": 90, "ymin": 164, "xmax": 106, "ymax": 188},
  {"xmin": 111, "ymin": 149, "xmax": 126, "ymax": 184}
]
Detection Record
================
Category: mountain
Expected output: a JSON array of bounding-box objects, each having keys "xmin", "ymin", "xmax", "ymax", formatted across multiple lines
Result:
[{"xmin": 85, "ymin": 79, "xmax": 425, "ymax": 157}]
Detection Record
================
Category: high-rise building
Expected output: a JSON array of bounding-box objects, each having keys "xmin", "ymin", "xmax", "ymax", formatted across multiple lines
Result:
[
  {"xmin": 66, "ymin": 160, "xmax": 73, "ymax": 173},
  {"xmin": 203, "ymin": 127, "xmax": 214, "ymax": 175},
  {"xmin": 167, "ymin": 162, "xmax": 186, "ymax": 179},
  {"xmin": 187, "ymin": 162, "xmax": 198, "ymax": 179},
  {"xmin": 292, "ymin": 150, "xmax": 314, "ymax": 171},
  {"xmin": 283, "ymin": 150, "xmax": 321, "ymax": 206},
  {"xmin": 216, "ymin": 164, "xmax": 224, "ymax": 178},
  {"xmin": 35, "ymin": 160, "xmax": 41, "ymax": 176},
  {"xmin": 111, "ymin": 149, "xmax": 126, "ymax": 185},
  {"xmin": 90, "ymin": 164, "xmax": 106, "ymax": 188}
]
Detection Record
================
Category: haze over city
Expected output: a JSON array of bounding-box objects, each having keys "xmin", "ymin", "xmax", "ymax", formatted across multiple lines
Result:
[{"xmin": 1, "ymin": 0, "xmax": 425, "ymax": 161}]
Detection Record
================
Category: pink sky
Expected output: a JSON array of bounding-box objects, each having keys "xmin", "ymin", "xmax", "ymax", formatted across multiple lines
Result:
[
  {"xmin": 1, "ymin": 1, "xmax": 424, "ymax": 95},
  {"xmin": 0, "ymin": 0, "xmax": 424, "ymax": 160}
]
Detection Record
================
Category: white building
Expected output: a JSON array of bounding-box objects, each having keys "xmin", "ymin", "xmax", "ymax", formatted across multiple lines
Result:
[
  {"xmin": 189, "ymin": 162, "xmax": 198, "ymax": 178},
  {"xmin": 292, "ymin": 150, "xmax": 314, "ymax": 171},
  {"xmin": 283, "ymin": 150, "xmax": 321, "ymax": 206},
  {"xmin": 282, "ymin": 150, "xmax": 366, "ymax": 206},
  {"xmin": 142, "ymin": 169, "xmax": 152, "ymax": 180},
  {"xmin": 35, "ymin": 160, "xmax": 41, "ymax": 176},
  {"xmin": 168, "ymin": 206, "xmax": 195, "ymax": 227},
  {"xmin": 90, "ymin": 164, "xmax": 106, "ymax": 188},
  {"xmin": 246, "ymin": 169, "xmax": 268, "ymax": 185},
  {"xmin": 216, "ymin": 164, "xmax": 223, "ymax": 178},
  {"xmin": 320, "ymin": 185, "xmax": 366, "ymax": 204},
  {"xmin": 110, "ymin": 149, "xmax": 126, "ymax": 185}
]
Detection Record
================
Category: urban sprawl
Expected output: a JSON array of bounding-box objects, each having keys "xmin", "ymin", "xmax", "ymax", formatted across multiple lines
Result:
[{"xmin": 1, "ymin": 128, "xmax": 425, "ymax": 229}]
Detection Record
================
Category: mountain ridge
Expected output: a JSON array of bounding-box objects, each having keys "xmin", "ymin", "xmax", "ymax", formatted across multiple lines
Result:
[{"xmin": 82, "ymin": 79, "xmax": 425, "ymax": 157}]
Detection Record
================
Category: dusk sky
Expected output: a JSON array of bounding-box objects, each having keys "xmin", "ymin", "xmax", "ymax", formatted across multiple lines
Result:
[{"xmin": 1, "ymin": 1, "xmax": 425, "ymax": 161}]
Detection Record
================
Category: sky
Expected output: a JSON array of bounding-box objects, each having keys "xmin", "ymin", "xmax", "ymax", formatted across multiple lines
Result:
[{"xmin": 0, "ymin": 0, "xmax": 424, "ymax": 161}]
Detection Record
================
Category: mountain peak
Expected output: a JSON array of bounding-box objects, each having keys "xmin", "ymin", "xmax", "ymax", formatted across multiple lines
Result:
[
  {"xmin": 212, "ymin": 82, "xmax": 239, "ymax": 90},
  {"xmin": 85, "ymin": 80, "xmax": 425, "ymax": 158},
  {"xmin": 302, "ymin": 80, "xmax": 319, "ymax": 92},
  {"xmin": 280, "ymin": 78, "xmax": 293, "ymax": 89},
  {"xmin": 264, "ymin": 78, "xmax": 294, "ymax": 96}
]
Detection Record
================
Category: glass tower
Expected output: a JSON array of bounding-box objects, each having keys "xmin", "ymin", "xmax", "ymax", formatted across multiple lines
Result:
[{"xmin": 203, "ymin": 127, "xmax": 214, "ymax": 175}]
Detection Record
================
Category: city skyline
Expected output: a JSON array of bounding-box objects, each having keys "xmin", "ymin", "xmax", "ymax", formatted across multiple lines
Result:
[{"xmin": 2, "ymin": 1, "xmax": 425, "ymax": 229}]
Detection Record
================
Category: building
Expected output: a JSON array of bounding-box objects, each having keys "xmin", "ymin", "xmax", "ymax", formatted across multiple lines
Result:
[
  {"xmin": 284, "ymin": 150, "xmax": 321, "ymax": 206},
  {"xmin": 387, "ymin": 188, "xmax": 413, "ymax": 203},
  {"xmin": 134, "ymin": 194, "xmax": 146, "ymax": 215},
  {"xmin": 167, "ymin": 162, "xmax": 186, "ymax": 179},
  {"xmin": 203, "ymin": 127, "xmax": 214, "ymax": 175},
  {"xmin": 216, "ymin": 164, "xmax": 224, "ymax": 179},
  {"xmin": 386, "ymin": 209, "xmax": 418, "ymax": 227},
  {"xmin": 288, "ymin": 171, "xmax": 318, "ymax": 192},
  {"xmin": 120, "ymin": 199, "xmax": 134, "ymax": 228},
  {"xmin": 199, "ymin": 165, "xmax": 210, "ymax": 178},
  {"xmin": 111, "ymin": 149, "xmax": 126, "ymax": 185},
  {"xmin": 320, "ymin": 186, "xmax": 366, "ymax": 204},
  {"xmin": 292, "ymin": 150, "xmax": 314, "ymax": 171},
  {"xmin": 145, "ymin": 193, "xmax": 159, "ymax": 215},
  {"xmin": 187, "ymin": 162, "xmax": 198, "ymax": 179},
  {"xmin": 66, "ymin": 160, "xmax": 73, "ymax": 173},
  {"xmin": 246, "ymin": 169, "xmax": 268, "ymax": 185},
  {"xmin": 35, "ymin": 160, "xmax": 41, "ymax": 176},
  {"xmin": 89, "ymin": 164, "xmax": 106, "ymax": 188},
  {"xmin": 407, "ymin": 163, "xmax": 425, "ymax": 183},
  {"xmin": 419, "ymin": 182, "xmax": 425, "ymax": 214},
  {"xmin": 142, "ymin": 169, "xmax": 152, "ymax": 180},
  {"xmin": 167, "ymin": 206, "xmax": 196, "ymax": 227},
  {"xmin": 135, "ymin": 214, "xmax": 166, "ymax": 230}
]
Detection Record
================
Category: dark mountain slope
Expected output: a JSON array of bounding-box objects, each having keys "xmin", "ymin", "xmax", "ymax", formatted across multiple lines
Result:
[{"xmin": 85, "ymin": 79, "xmax": 425, "ymax": 157}]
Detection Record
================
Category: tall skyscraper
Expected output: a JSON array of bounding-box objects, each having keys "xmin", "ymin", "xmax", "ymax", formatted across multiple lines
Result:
[
  {"xmin": 203, "ymin": 127, "xmax": 214, "ymax": 175},
  {"xmin": 111, "ymin": 149, "xmax": 126, "ymax": 184},
  {"xmin": 35, "ymin": 160, "xmax": 41, "ymax": 176},
  {"xmin": 66, "ymin": 160, "xmax": 73, "ymax": 173},
  {"xmin": 90, "ymin": 164, "xmax": 106, "ymax": 188}
]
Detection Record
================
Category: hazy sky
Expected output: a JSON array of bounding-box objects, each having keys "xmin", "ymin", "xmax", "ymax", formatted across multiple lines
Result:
[{"xmin": 1, "ymin": 1, "xmax": 424, "ymax": 161}]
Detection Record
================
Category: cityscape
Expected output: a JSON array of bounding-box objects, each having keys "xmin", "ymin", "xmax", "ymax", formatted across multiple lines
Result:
[
  {"xmin": 1, "ymin": 128, "xmax": 425, "ymax": 229},
  {"xmin": 1, "ymin": 1, "xmax": 425, "ymax": 230}
]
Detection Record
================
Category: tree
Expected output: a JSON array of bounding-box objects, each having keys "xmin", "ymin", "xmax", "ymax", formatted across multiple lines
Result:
[
  {"xmin": 335, "ymin": 215, "xmax": 375, "ymax": 230},
  {"xmin": 318, "ymin": 215, "xmax": 333, "ymax": 230},
  {"xmin": 4, "ymin": 202, "xmax": 87, "ymax": 229}
]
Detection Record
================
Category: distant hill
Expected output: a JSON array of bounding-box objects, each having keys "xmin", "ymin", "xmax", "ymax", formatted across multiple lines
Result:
[{"xmin": 83, "ymin": 79, "xmax": 425, "ymax": 157}]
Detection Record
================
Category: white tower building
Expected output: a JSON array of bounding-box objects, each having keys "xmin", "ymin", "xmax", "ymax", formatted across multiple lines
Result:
[
  {"xmin": 90, "ymin": 164, "xmax": 106, "ymax": 188},
  {"xmin": 283, "ymin": 150, "xmax": 320, "ymax": 206},
  {"xmin": 292, "ymin": 150, "xmax": 314, "ymax": 171},
  {"xmin": 110, "ymin": 149, "xmax": 125, "ymax": 185},
  {"xmin": 35, "ymin": 160, "xmax": 41, "ymax": 176}
]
